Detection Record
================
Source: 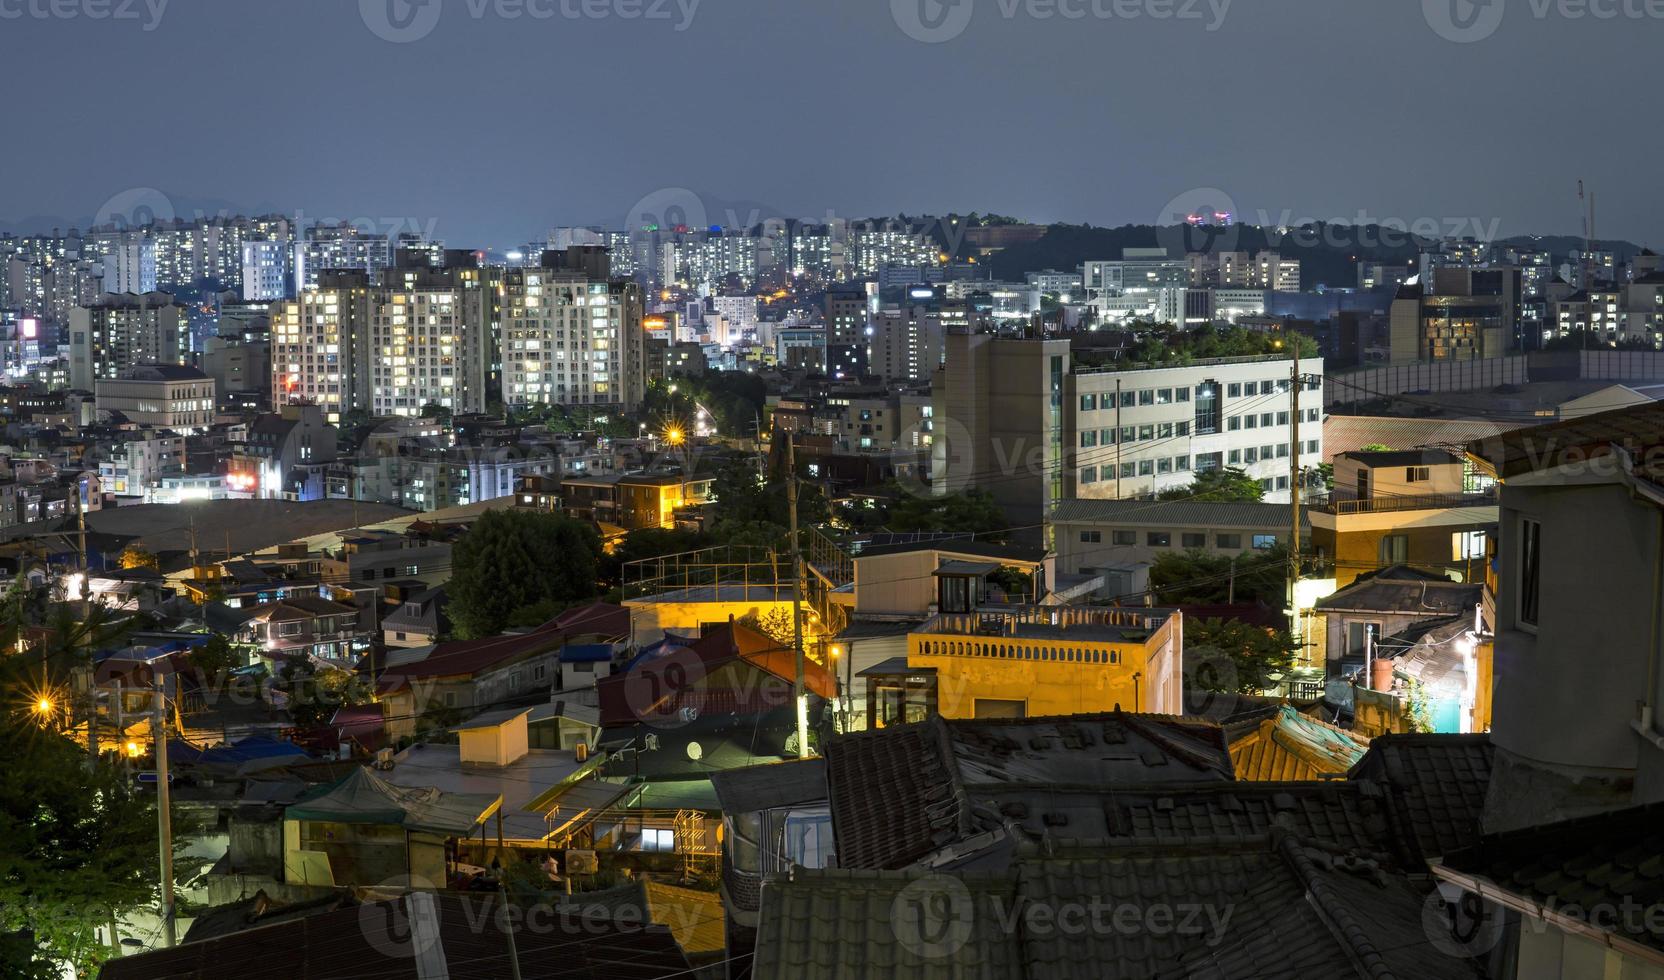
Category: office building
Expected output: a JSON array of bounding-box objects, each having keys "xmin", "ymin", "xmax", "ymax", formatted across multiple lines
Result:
[{"xmin": 94, "ymin": 364, "xmax": 217, "ymax": 432}]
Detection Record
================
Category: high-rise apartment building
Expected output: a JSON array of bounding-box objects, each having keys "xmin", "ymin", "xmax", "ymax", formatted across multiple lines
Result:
[
  {"xmin": 68, "ymin": 292, "xmax": 188, "ymax": 390},
  {"xmin": 824, "ymin": 286, "xmax": 869, "ymax": 380},
  {"xmin": 499, "ymin": 250, "xmax": 645, "ymax": 412},
  {"xmin": 271, "ymin": 270, "xmax": 372, "ymax": 422},
  {"xmin": 241, "ymin": 238, "xmax": 291, "ymax": 301},
  {"xmin": 294, "ymin": 224, "xmax": 392, "ymax": 290},
  {"xmin": 371, "ymin": 258, "xmax": 499, "ymax": 417}
]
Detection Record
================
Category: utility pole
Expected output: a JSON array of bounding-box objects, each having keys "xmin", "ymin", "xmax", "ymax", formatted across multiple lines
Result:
[
  {"xmin": 1288, "ymin": 349, "xmax": 1302, "ymax": 625},
  {"xmin": 78, "ymin": 476, "xmax": 97, "ymax": 767},
  {"xmin": 499, "ymin": 883, "xmax": 524, "ymax": 980},
  {"xmin": 153, "ymin": 675, "xmax": 176, "ymax": 948},
  {"xmin": 785, "ymin": 434, "xmax": 809, "ymax": 759}
]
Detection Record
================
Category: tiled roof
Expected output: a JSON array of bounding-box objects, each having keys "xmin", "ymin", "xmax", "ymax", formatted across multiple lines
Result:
[
  {"xmin": 710, "ymin": 757, "xmax": 828, "ymax": 814},
  {"xmin": 752, "ymin": 834, "xmax": 1484, "ymax": 980},
  {"xmin": 1314, "ymin": 566, "xmax": 1481, "ymax": 616},
  {"xmin": 1348, "ymin": 733, "xmax": 1493, "ymax": 865},
  {"xmin": 1049, "ymin": 497, "xmax": 1306, "ymax": 529},
  {"xmin": 825, "ymin": 713, "xmax": 1234, "ymax": 871},
  {"xmin": 557, "ymin": 880, "xmax": 726, "ymax": 957},
  {"xmin": 1439, "ymin": 801, "xmax": 1664, "ymax": 953},
  {"xmin": 97, "ymin": 891, "xmax": 691, "ymax": 980},
  {"xmin": 1229, "ymin": 705, "xmax": 1370, "ymax": 781}
]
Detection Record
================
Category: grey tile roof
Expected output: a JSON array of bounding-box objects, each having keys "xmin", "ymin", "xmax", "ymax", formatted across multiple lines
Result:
[
  {"xmin": 752, "ymin": 834, "xmax": 1485, "ymax": 980},
  {"xmin": 1314, "ymin": 568, "xmax": 1481, "ymax": 616},
  {"xmin": 1440, "ymin": 801, "xmax": 1664, "ymax": 953},
  {"xmin": 825, "ymin": 713, "xmax": 1235, "ymax": 871},
  {"xmin": 1049, "ymin": 497, "xmax": 1308, "ymax": 529},
  {"xmin": 710, "ymin": 757, "xmax": 828, "ymax": 814},
  {"xmin": 1347, "ymin": 733, "xmax": 1493, "ymax": 865}
]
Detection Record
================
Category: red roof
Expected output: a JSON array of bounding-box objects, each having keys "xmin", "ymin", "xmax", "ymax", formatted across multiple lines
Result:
[
  {"xmin": 596, "ymin": 620, "xmax": 837, "ymax": 727},
  {"xmin": 375, "ymin": 603, "xmax": 629, "ymax": 693}
]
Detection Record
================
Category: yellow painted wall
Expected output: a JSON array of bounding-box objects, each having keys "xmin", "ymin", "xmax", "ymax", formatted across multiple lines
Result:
[{"xmin": 909, "ymin": 616, "xmax": 1178, "ymax": 718}]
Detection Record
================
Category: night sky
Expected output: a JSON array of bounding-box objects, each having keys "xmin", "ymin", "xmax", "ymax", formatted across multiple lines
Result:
[{"xmin": 5, "ymin": 0, "xmax": 1660, "ymax": 247}]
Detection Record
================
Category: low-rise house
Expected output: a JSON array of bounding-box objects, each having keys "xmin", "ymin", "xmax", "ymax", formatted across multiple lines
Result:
[
  {"xmin": 380, "ymin": 585, "xmax": 447, "ymax": 648},
  {"xmin": 1226, "ymin": 703, "xmax": 1370, "ymax": 780},
  {"xmin": 281, "ymin": 766, "xmax": 501, "ymax": 888},
  {"xmin": 1310, "ymin": 449, "xmax": 1498, "ymax": 587},
  {"xmin": 560, "ymin": 471, "xmax": 714, "ymax": 531},
  {"xmin": 230, "ymin": 594, "xmax": 369, "ymax": 666},
  {"xmin": 1464, "ymin": 401, "xmax": 1664, "ymax": 830},
  {"xmin": 1314, "ymin": 564, "xmax": 1483, "ymax": 685}
]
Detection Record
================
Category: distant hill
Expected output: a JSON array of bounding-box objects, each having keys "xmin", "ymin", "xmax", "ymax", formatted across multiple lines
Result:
[{"xmin": 1496, "ymin": 235, "xmax": 1651, "ymax": 265}]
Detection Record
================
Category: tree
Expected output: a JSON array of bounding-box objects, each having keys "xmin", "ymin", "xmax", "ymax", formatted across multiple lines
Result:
[
  {"xmin": 1149, "ymin": 545, "xmax": 1289, "ymax": 606},
  {"xmin": 274, "ymin": 658, "xmax": 370, "ymax": 728},
  {"xmin": 885, "ymin": 490, "xmax": 1009, "ymax": 538},
  {"xmin": 187, "ymin": 633, "xmax": 241, "ymax": 680},
  {"xmin": 0, "ymin": 602, "xmax": 174, "ymax": 975},
  {"xmin": 1185, "ymin": 617, "xmax": 1301, "ymax": 695},
  {"xmin": 447, "ymin": 510, "xmax": 604, "ymax": 638},
  {"xmin": 737, "ymin": 607, "xmax": 800, "ymax": 648},
  {"xmin": 1157, "ymin": 467, "xmax": 1264, "ymax": 503},
  {"xmin": 419, "ymin": 402, "xmax": 453, "ymax": 424},
  {"xmin": 118, "ymin": 547, "xmax": 159, "ymax": 571},
  {"xmin": 1359, "ymin": 443, "xmax": 1394, "ymax": 453}
]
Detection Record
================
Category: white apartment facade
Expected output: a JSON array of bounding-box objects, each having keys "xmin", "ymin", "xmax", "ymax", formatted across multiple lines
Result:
[{"xmin": 500, "ymin": 269, "xmax": 645, "ymax": 411}]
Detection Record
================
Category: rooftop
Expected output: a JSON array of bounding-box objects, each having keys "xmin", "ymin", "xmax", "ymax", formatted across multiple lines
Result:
[
  {"xmin": 825, "ymin": 712, "xmax": 1234, "ymax": 871},
  {"xmin": 753, "ymin": 832, "xmax": 1483, "ymax": 980},
  {"xmin": 1348, "ymin": 733, "xmax": 1493, "ymax": 865}
]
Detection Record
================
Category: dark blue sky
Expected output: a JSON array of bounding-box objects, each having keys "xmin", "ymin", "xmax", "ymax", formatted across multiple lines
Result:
[{"xmin": 5, "ymin": 0, "xmax": 1660, "ymax": 248}]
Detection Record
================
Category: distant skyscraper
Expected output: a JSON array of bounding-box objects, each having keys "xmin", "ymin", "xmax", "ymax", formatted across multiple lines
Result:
[
  {"xmin": 241, "ymin": 239, "xmax": 291, "ymax": 301},
  {"xmin": 294, "ymin": 224, "xmax": 391, "ymax": 291}
]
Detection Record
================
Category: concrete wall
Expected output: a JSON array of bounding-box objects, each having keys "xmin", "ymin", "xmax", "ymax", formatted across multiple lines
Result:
[{"xmin": 1325, "ymin": 356, "xmax": 1529, "ymax": 407}]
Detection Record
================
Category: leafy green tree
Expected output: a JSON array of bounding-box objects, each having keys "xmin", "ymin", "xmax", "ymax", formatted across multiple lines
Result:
[
  {"xmin": 1185, "ymin": 617, "xmax": 1302, "ymax": 695},
  {"xmin": 419, "ymin": 402, "xmax": 453, "ymax": 424},
  {"xmin": 885, "ymin": 489, "xmax": 1009, "ymax": 538},
  {"xmin": 448, "ymin": 510, "xmax": 604, "ymax": 638},
  {"xmin": 1149, "ymin": 545, "xmax": 1289, "ymax": 606},
  {"xmin": 1157, "ymin": 467, "xmax": 1265, "ymax": 503},
  {"xmin": 0, "ymin": 603, "xmax": 174, "ymax": 975},
  {"xmin": 601, "ymin": 527, "xmax": 712, "ymax": 588}
]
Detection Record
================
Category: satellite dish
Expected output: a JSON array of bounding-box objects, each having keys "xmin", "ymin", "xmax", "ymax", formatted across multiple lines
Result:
[{"xmin": 686, "ymin": 741, "xmax": 703, "ymax": 761}]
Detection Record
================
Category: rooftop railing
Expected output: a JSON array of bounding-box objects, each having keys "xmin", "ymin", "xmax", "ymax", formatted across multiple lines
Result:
[{"xmin": 1314, "ymin": 487, "xmax": 1498, "ymax": 516}]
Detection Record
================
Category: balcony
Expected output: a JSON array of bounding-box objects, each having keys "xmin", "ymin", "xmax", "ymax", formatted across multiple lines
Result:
[
  {"xmin": 918, "ymin": 604, "xmax": 1173, "ymax": 642},
  {"xmin": 1313, "ymin": 487, "xmax": 1498, "ymax": 516}
]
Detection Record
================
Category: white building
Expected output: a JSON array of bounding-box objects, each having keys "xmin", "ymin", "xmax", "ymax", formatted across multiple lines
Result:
[
  {"xmin": 241, "ymin": 238, "xmax": 291, "ymax": 301},
  {"xmin": 1070, "ymin": 354, "xmax": 1324, "ymax": 503},
  {"xmin": 271, "ymin": 271, "xmax": 371, "ymax": 422},
  {"xmin": 294, "ymin": 226, "xmax": 391, "ymax": 290},
  {"xmin": 500, "ymin": 266, "xmax": 645, "ymax": 411},
  {"xmin": 94, "ymin": 364, "xmax": 216, "ymax": 432}
]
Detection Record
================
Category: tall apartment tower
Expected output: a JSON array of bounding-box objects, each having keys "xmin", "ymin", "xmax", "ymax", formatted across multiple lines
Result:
[
  {"xmin": 271, "ymin": 270, "xmax": 372, "ymax": 422},
  {"xmin": 68, "ymin": 292, "xmax": 188, "ymax": 390},
  {"xmin": 824, "ymin": 286, "xmax": 869, "ymax": 380},
  {"xmin": 374, "ymin": 255, "xmax": 500, "ymax": 417},
  {"xmin": 499, "ymin": 250, "xmax": 645, "ymax": 412}
]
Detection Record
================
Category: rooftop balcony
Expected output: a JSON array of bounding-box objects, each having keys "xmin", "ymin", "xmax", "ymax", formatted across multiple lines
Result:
[
  {"xmin": 917, "ymin": 604, "xmax": 1174, "ymax": 644},
  {"xmin": 1313, "ymin": 487, "xmax": 1499, "ymax": 517}
]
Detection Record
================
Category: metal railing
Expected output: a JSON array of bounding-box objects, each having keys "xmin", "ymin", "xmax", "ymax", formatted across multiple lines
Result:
[
  {"xmin": 1315, "ymin": 487, "xmax": 1497, "ymax": 516},
  {"xmin": 919, "ymin": 605, "xmax": 1169, "ymax": 638}
]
